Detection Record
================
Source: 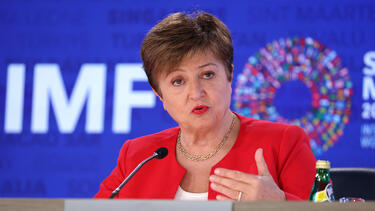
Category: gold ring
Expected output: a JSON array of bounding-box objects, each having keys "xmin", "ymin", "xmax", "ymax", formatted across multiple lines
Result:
[{"xmin": 237, "ymin": 191, "xmax": 243, "ymax": 201}]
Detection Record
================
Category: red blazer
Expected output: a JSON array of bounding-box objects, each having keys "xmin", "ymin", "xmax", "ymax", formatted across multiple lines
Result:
[{"xmin": 94, "ymin": 113, "xmax": 316, "ymax": 200}]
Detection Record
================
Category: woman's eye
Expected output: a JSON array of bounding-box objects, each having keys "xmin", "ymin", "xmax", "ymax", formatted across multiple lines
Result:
[
  {"xmin": 172, "ymin": 79, "xmax": 184, "ymax": 86},
  {"xmin": 203, "ymin": 72, "xmax": 214, "ymax": 79}
]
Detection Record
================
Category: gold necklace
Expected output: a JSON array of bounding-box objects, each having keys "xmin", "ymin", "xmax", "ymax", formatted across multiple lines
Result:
[{"xmin": 177, "ymin": 115, "xmax": 236, "ymax": 161}]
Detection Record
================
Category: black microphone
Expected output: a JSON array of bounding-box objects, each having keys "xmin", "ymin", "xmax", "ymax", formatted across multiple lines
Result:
[{"xmin": 109, "ymin": 147, "xmax": 168, "ymax": 199}]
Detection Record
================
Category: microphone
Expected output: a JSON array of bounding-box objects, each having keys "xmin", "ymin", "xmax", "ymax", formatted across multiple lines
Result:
[{"xmin": 109, "ymin": 147, "xmax": 168, "ymax": 199}]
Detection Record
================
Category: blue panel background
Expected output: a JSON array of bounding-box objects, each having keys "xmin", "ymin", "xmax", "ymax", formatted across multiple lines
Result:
[{"xmin": 0, "ymin": 0, "xmax": 374, "ymax": 197}]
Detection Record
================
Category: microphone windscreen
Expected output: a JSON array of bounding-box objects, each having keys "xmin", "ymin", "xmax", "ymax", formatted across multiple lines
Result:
[{"xmin": 155, "ymin": 147, "xmax": 168, "ymax": 159}]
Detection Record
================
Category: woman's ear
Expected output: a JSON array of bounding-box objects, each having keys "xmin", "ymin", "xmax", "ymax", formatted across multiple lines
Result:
[
  {"xmin": 230, "ymin": 64, "xmax": 234, "ymax": 82},
  {"xmin": 152, "ymin": 88, "xmax": 167, "ymax": 111},
  {"xmin": 229, "ymin": 64, "xmax": 234, "ymax": 94},
  {"xmin": 152, "ymin": 88, "xmax": 163, "ymax": 102}
]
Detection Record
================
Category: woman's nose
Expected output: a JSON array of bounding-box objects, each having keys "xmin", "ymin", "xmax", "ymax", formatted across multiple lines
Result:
[{"xmin": 188, "ymin": 79, "xmax": 205, "ymax": 100}]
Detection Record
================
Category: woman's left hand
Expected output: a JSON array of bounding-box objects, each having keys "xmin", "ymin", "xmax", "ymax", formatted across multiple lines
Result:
[{"xmin": 209, "ymin": 148, "xmax": 286, "ymax": 201}]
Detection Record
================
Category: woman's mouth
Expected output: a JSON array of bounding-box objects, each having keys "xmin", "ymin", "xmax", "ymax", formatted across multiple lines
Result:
[{"xmin": 192, "ymin": 105, "xmax": 209, "ymax": 114}]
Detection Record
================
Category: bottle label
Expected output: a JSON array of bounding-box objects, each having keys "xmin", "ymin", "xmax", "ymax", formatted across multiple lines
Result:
[
  {"xmin": 325, "ymin": 183, "xmax": 335, "ymax": 201},
  {"xmin": 313, "ymin": 184, "xmax": 334, "ymax": 202}
]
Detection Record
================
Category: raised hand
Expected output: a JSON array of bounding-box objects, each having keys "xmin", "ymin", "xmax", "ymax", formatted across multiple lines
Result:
[{"xmin": 209, "ymin": 148, "xmax": 286, "ymax": 201}]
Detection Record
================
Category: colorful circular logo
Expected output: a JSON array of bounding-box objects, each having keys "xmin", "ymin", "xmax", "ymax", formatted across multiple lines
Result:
[{"xmin": 233, "ymin": 37, "xmax": 353, "ymax": 155}]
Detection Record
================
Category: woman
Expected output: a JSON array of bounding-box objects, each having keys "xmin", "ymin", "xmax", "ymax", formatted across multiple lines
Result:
[{"xmin": 95, "ymin": 11, "xmax": 316, "ymax": 201}]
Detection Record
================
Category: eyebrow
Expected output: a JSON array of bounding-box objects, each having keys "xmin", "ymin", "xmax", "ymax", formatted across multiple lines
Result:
[
  {"xmin": 165, "ymin": 62, "xmax": 218, "ymax": 78},
  {"xmin": 198, "ymin": 63, "xmax": 217, "ymax": 69}
]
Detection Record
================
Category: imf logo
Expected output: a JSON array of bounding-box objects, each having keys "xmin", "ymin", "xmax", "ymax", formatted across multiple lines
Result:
[{"xmin": 3, "ymin": 63, "xmax": 156, "ymax": 134}]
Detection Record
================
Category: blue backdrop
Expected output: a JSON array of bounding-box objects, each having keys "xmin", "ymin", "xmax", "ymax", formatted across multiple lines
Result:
[{"xmin": 1, "ymin": 0, "xmax": 375, "ymax": 198}]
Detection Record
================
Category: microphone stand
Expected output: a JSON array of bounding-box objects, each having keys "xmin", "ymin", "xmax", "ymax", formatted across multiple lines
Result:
[{"xmin": 109, "ymin": 153, "xmax": 158, "ymax": 199}]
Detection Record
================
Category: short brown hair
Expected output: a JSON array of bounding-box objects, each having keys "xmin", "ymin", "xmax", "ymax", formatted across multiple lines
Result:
[{"xmin": 140, "ymin": 11, "xmax": 233, "ymax": 96}]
